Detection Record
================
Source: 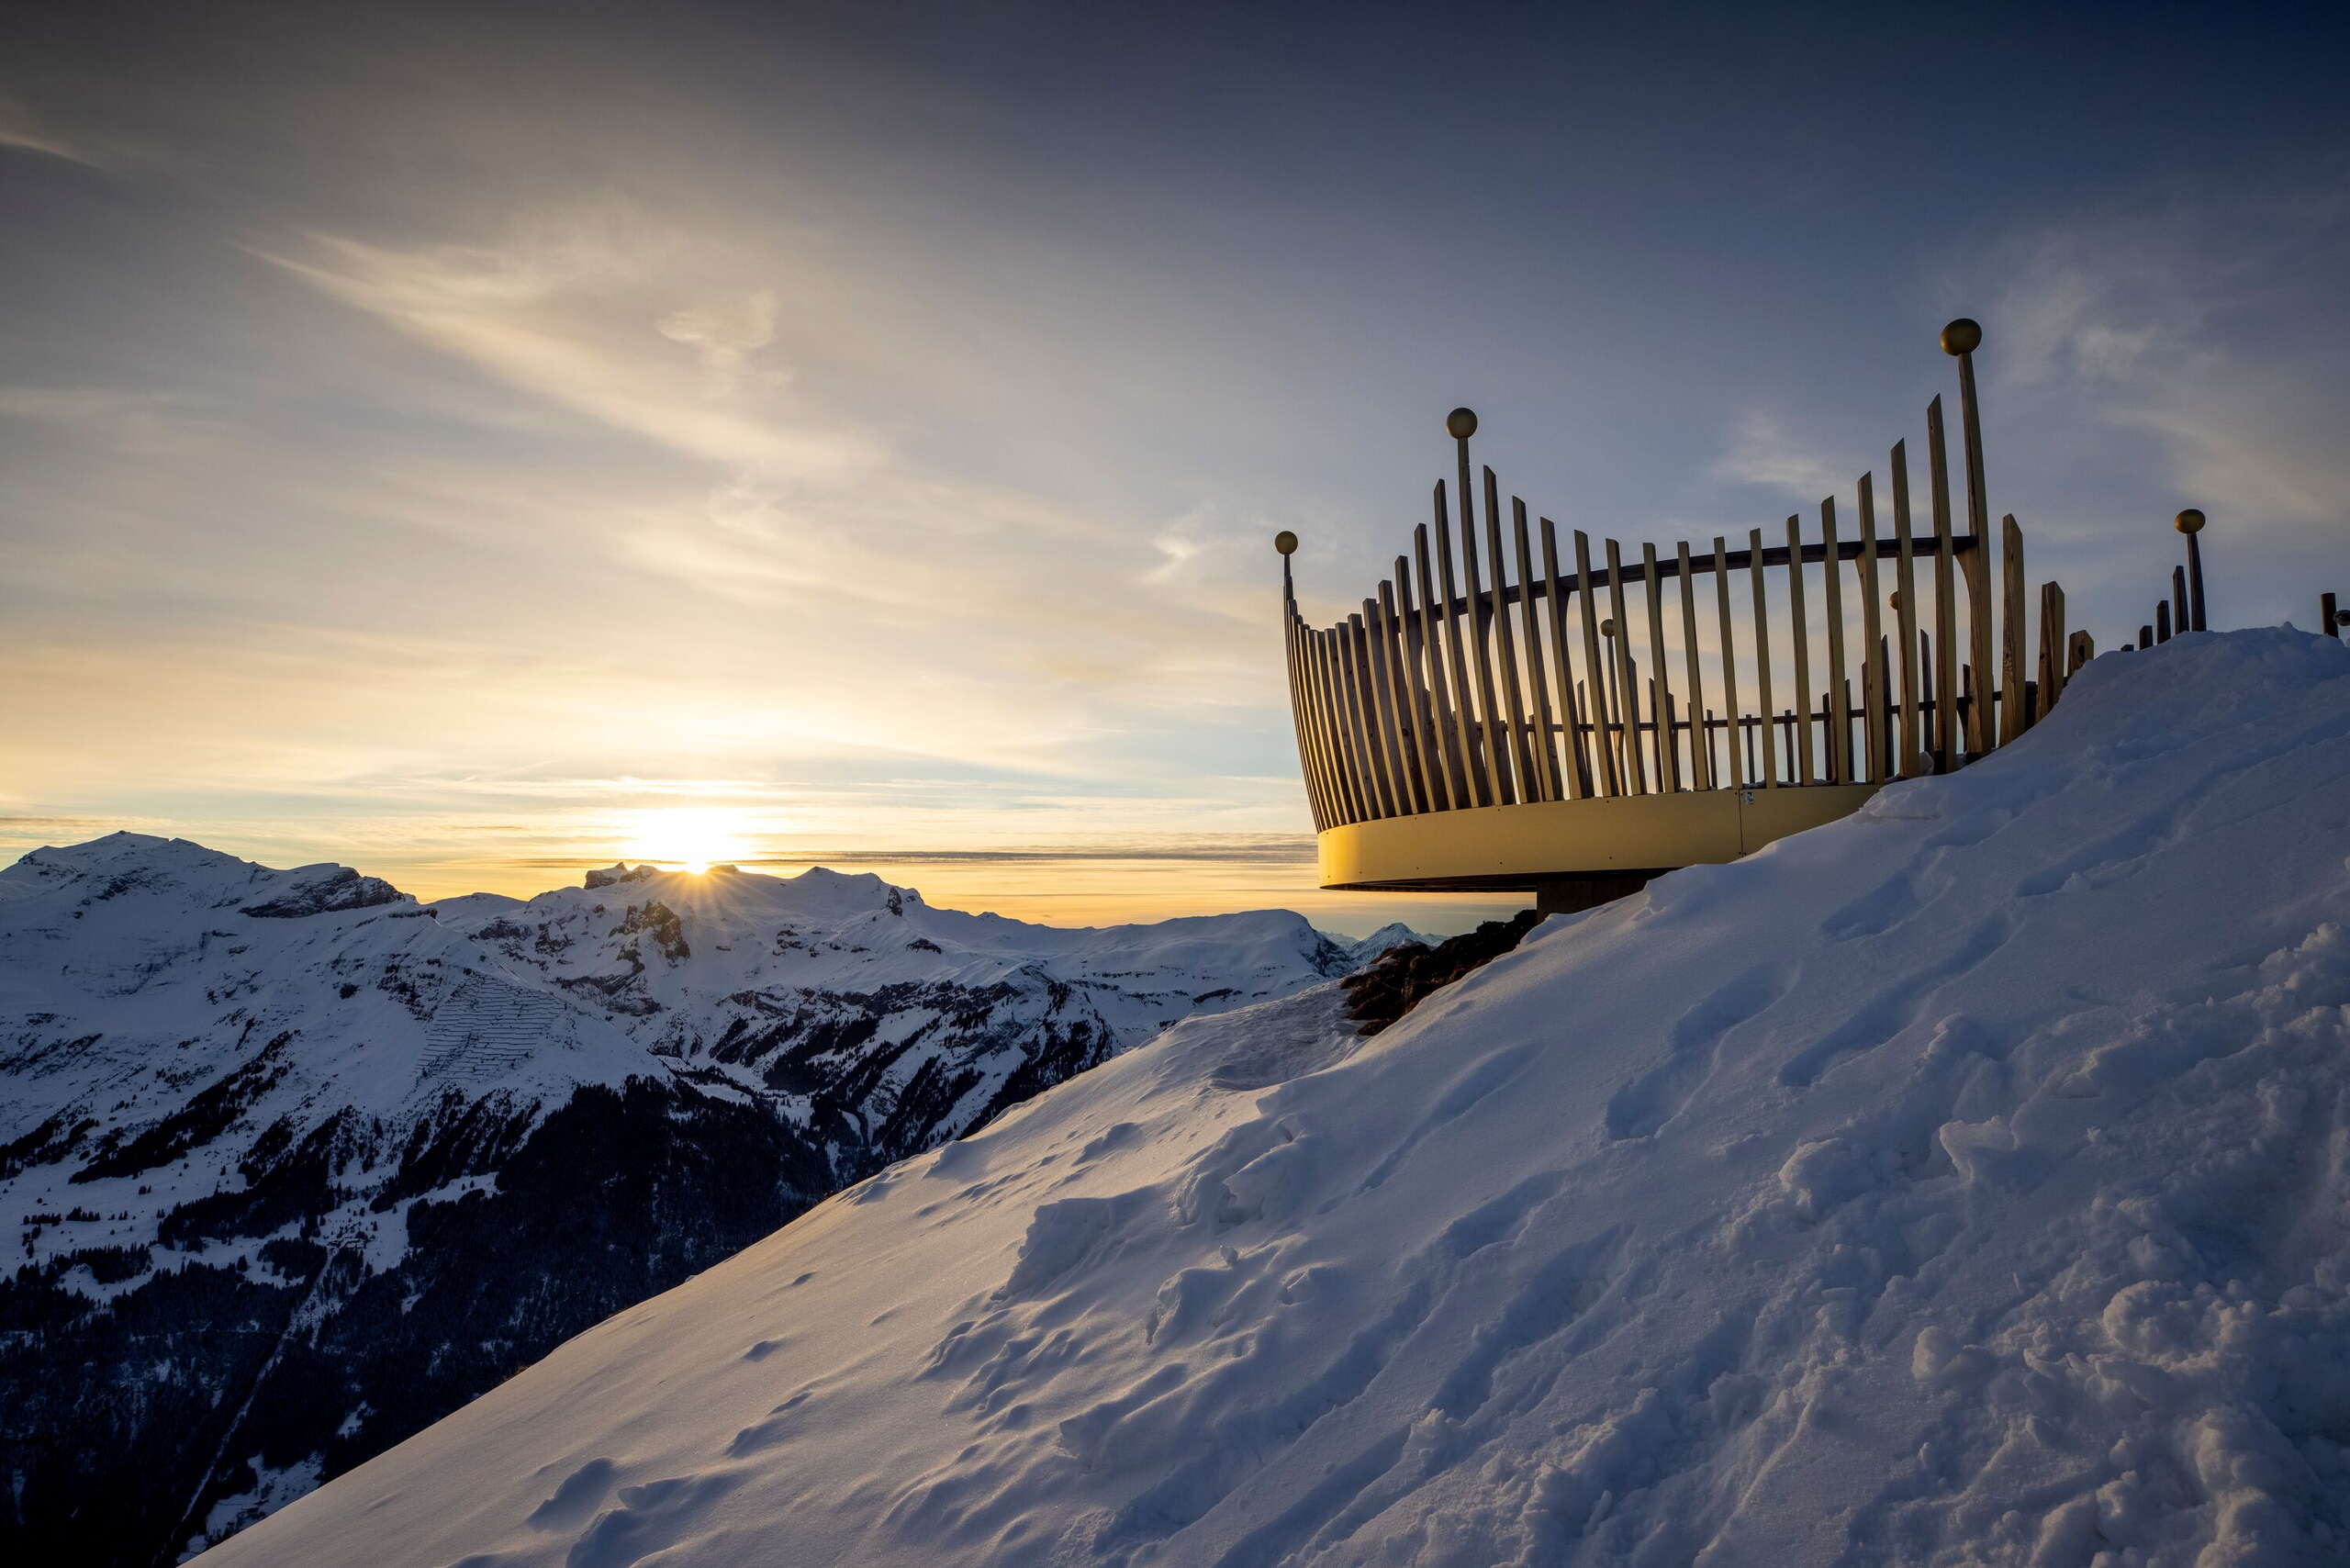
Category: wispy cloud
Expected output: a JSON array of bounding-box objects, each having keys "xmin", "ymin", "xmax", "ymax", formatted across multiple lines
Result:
[
  {"xmin": 0, "ymin": 95, "xmax": 102, "ymax": 168},
  {"xmin": 1707, "ymin": 412, "xmax": 1851, "ymax": 503}
]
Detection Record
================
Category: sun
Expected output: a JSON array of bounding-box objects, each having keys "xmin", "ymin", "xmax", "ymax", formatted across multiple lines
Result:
[{"xmin": 620, "ymin": 807, "xmax": 751, "ymax": 875}]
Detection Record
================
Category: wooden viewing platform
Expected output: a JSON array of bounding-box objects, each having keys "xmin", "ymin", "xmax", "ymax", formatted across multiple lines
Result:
[{"xmin": 1278, "ymin": 321, "xmax": 2212, "ymax": 913}]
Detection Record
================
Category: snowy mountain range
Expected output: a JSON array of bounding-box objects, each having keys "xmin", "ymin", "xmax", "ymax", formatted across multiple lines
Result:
[
  {"xmin": 188, "ymin": 630, "xmax": 2350, "ymax": 1567},
  {"xmin": 0, "ymin": 838, "xmax": 1405, "ymax": 1565}
]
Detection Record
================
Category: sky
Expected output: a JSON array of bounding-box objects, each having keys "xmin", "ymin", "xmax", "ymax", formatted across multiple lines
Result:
[{"xmin": 2, "ymin": 0, "xmax": 2344, "ymax": 935}]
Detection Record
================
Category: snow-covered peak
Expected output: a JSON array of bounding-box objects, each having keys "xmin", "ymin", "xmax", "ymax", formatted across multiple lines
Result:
[
  {"xmin": 0, "ymin": 831, "xmax": 411, "ymax": 919},
  {"xmin": 198, "ymin": 630, "xmax": 2350, "ymax": 1567},
  {"xmin": 1347, "ymin": 921, "xmax": 1430, "ymax": 963}
]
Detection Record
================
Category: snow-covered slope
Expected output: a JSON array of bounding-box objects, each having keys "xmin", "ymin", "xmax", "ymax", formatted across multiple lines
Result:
[
  {"xmin": 201, "ymin": 630, "xmax": 2350, "ymax": 1567},
  {"xmin": 0, "ymin": 843, "xmax": 1371, "ymax": 1566}
]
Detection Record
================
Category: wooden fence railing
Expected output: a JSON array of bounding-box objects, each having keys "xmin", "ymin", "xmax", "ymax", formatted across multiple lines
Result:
[{"xmin": 1279, "ymin": 321, "xmax": 2205, "ymax": 834}]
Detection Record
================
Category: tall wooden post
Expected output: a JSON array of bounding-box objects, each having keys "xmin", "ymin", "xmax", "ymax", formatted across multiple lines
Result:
[
  {"xmin": 1999, "ymin": 514, "xmax": 2029, "ymax": 739},
  {"xmin": 2176, "ymin": 510, "xmax": 2208, "ymax": 631},
  {"xmin": 1540, "ymin": 518, "xmax": 1595, "ymax": 799},
  {"xmin": 1785, "ymin": 514, "xmax": 1815, "ymax": 785},
  {"xmin": 1750, "ymin": 527, "xmax": 1777, "ymax": 787},
  {"xmin": 1891, "ymin": 441, "xmax": 1922, "ymax": 776},
  {"xmin": 1431, "ymin": 468, "xmax": 1487, "ymax": 807},
  {"xmin": 1714, "ymin": 536, "xmax": 1743, "ymax": 789},
  {"xmin": 1483, "ymin": 469, "xmax": 1538, "ymax": 799},
  {"xmin": 1413, "ymin": 521, "xmax": 1469, "ymax": 811},
  {"xmin": 1940, "ymin": 322, "xmax": 1996, "ymax": 760}
]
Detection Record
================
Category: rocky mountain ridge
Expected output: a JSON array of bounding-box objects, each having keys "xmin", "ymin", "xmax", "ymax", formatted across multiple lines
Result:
[{"xmin": 0, "ymin": 834, "xmax": 1403, "ymax": 1565}]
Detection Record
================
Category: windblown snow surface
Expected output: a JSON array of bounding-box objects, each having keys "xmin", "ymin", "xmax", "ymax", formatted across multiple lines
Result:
[{"xmin": 200, "ymin": 630, "xmax": 2350, "ymax": 1568}]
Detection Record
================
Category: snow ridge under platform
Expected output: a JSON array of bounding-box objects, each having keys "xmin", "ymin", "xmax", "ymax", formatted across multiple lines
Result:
[{"xmin": 200, "ymin": 629, "xmax": 2350, "ymax": 1568}]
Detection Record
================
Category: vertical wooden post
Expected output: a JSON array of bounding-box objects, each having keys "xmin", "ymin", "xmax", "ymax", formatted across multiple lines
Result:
[
  {"xmin": 1390, "ymin": 560, "xmax": 1441, "ymax": 812},
  {"xmin": 1484, "ymin": 472, "xmax": 1539, "ymax": 799},
  {"xmin": 1919, "ymin": 630, "xmax": 1936, "ymax": 757},
  {"xmin": 1412, "ymin": 522, "xmax": 1466, "ymax": 811},
  {"xmin": 2171, "ymin": 565, "xmax": 2188, "ymax": 640},
  {"xmin": 1341, "ymin": 614, "xmax": 1394, "ymax": 817},
  {"xmin": 1930, "ymin": 395, "xmax": 1991, "ymax": 762},
  {"xmin": 1431, "ymin": 483, "xmax": 1489, "ymax": 807},
  {"xmin": 1999, "ymin": 514, "xmax": 2029, "ymax": 741},
  {"xmin": 1310, "ymin": 629, "xmax": 1360, "ymax": 824},
  {"xmin": 2155, "ymin": 599, "xmax": 2172, "ymax": 644},
  {"xmin": 1364, "ymin": 597, "xmax": 1412, "ymax": 812},
  {"xmin": 1574, "ymin": 531, "xmax": 1622, "ymax": 798},
  {"xmin": 1294, "ymin": 621, "xmax": 1332, "ymax": 826},
  {"xmin": 1281, "ymin": 600, "xmax": 1326, "ymax": 831},
  {"xmin": 1540, "ymin": 519, "xmax": 1595, "ymax": 799},
  {"xmin": 1457, "ymin": 466, "xmax": 1514, "ymax": 803},
  {"xmin": 1891, "ymin": 441, "xmax": 1921, "ymax": 777},
  {"xmin": 2177, "ymin": 510, "xmax": 2209, "ymax": 630},
  {"xmin": 1856, "ymin": 476, "xmax": 1888, "ymax": 783},
  {"xmin": 1643, "ymin": 543, "xmax": 1678, "ymax": 790},
  {"xmin": 1784, "ymin": 515, "xmax": 1815, "ymax": 785},
  {"xmin": 1677, "ymin": 541, "xmax": 1712, "ymax": 791},
  {"xmin": 1944, "ymin": 320, "xmax": 1998, "ymax": 751},
  {"xmin": 1377, "ymin": 580, "xmax": 1431, "ymax": 812},
  {"xmin": 1510, "ymin": 499, "xmax": 1563, "ymax": 802},
  {"xmin": 2322, "ymin": 592, "xmax": 2338, "ymax": 638},
  {"xmin": 1335, "ymin": 623, "xmax": 1380, "ymax": 820},
  {"xmin": 1749, "ymin": 527, "xmax": 1777, "ymax": 787},
  {"xmin": 1818, "ymin": 499, "xmax": 1849, "ymax": 784},
  {"xmin": 1606, "ymin": 539, "xmax": 1646, "ymax": 793},
  {"xmin": 1927, "ymin": 421, "xmax": 1959, "ymax": 772},
  {"xmin": 2039, "ymin": 581, "xmax": 2067, "ymax": 713},
  {"xmin": 1714, "ymin": 536, "xmax": 1744, "ymax": 790}
]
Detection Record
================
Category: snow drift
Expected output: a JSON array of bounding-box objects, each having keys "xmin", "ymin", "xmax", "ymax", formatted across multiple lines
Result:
[{"xmin": 197, "ymin": 630, "xmax": 2350, "ymax": 1567}]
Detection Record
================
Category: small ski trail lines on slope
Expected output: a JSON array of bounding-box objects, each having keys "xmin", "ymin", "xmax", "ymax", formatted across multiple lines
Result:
[{"xmin": 417, "ymin": 973, "xmax": 572, "ymax": 1082}]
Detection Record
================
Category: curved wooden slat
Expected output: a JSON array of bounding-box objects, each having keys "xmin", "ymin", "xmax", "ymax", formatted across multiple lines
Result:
[
  {"xmin": 1543, "ymin": 519, "xmax": 1595, "ymax": 800},
  {"xmin": 1714, "ymin": 536, "xmax": 1743, "ymax": 790},
  {"xmin": 1605, "ymin": 538, "xmax": 1645, "ymax": 794},
  {"xmin": 1749, "ymin": 527, "xmax": 1777, "ymax": 787},
  {"xmin": 1891, "ymin": 440, "xmax": 1921, "ymax": 777},
  {"xmin": 1856, "ymin": 475, "xmax": 1889, "ymax": 782},
  {"xmin": 1432, "ymin": 483, "xmax": 1491, "ymax": 808},
  {"xmin": 1677, "ymin": 540, "xmax": 1711, "ymax": 791},
  {"xmin": 1573, "ymin": 530, "xmax": 1621, "ymax": 798},
  {"xmin": 1818, "ymin": 498, "xmax": 1848, "ymax": 785},
  {"xmin": 1512, "ymin": 499, "xmax": 1564, "ymax": 802},
  {"xmin": 1483, "ymin": 470, "xmax": 1538, "ymax": 800},
  {"xmin": 1460, "ymin": 471, "xmax": 1515, "ymax": 803},
  {"xmin": 1643, "ymin": 542, "xmax": 1677, "ymax": 791},
  {"xmin": 1413, "ymin": 522, "xmax": 1468, "ymax": 812}
]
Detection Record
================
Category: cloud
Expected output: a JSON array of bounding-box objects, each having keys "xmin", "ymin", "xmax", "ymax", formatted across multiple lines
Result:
[
  {"xmin": 1707, "ymin": 412, "xmax": 1850, "ymax": 502},
  {"xmin": 0, "ymin": 95, "xmax": 102, "ymax": 168},
  {"xmin": 255, "ymin": 214, "xmax": 877, "ymax": 478}
]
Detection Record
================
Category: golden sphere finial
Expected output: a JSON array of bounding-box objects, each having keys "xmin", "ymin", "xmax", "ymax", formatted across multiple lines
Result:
[
  {"xmin": 2174, "ymin": 509, "xmax": 2205, "ymax": 535},
  {"xmin": 1273, "ymin": 530, "xmax": 1299, "ymax": 555},
  {"xmin": 1887, "ymin": 590, "xmax": 1902, "ymax": 610},
  {"xmin": 1599, "ymin": 617, "xmax": 1617, "ymax": 637},
  {"xmin": 1940, "ymin": 318, "xmax": 1983, "ymax": 356},
  {"xmin": 1445, "ymin": 407, "xmax": 1478, "ymax": 441}
]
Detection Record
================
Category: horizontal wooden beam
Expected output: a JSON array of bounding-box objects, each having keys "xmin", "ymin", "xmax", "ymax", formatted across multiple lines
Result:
[{"xmin": 1406, "ymin": 532, "xmax": 1983, "ymax": 622}]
